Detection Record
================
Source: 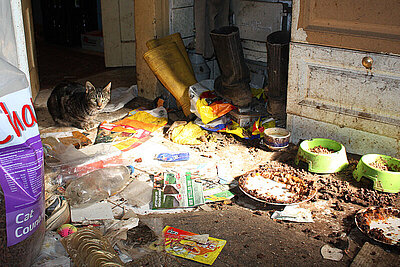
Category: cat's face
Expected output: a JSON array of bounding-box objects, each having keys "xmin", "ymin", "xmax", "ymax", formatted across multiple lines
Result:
[{"xmin": 86, "ymin": 81, "xmax": 111, "ymax": 110}]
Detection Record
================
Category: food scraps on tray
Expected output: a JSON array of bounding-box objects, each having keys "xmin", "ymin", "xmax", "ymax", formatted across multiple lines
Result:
[
  {"xmin": 355, "ymin": 206, "xmax": 400, "ymax": 246},
  {"xmin": 238, "ymin": 162, "xmax": 316, "ymax": 205}
]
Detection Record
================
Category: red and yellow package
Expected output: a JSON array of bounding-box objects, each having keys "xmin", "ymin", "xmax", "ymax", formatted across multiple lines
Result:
[
  {"xmin": 95, "ymin": 106, "xmax": 168, "ymax": 151},
  {"xmin": 163, "ymin": 226, "xmax": 226, "ymax": 265},
  {"xmin": 189, "ymin": 80, "xmax": 235, "ymax": 124}
]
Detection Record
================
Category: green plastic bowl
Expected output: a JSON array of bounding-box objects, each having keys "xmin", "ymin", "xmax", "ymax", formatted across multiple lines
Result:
[
  {"xmin": 353, "ymin": 154, "xmax": 400, "ymax": 193},
  {"xmin": 295, "ymin": 138, "xmax": 349, "ymax": 173}
]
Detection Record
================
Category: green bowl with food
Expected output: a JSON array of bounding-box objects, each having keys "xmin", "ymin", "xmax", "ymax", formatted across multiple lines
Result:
[
  {"xmin": 353, "ymin": 154, "xmax": 400, "ymax": 193},
  {"xmin": 295, "ymin": 138, "xmax": 349, "ymax": 173}
]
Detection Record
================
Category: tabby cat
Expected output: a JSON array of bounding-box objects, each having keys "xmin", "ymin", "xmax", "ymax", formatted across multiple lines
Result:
[{"xmin": 47, "ymin": 81, "xmax": 111, "ymax": 130}]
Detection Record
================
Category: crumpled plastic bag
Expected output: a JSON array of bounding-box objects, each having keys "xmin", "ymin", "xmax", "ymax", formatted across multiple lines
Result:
[
  {"xmin": 119, "ymin": 179, "xmax": 153, "ymax": 207},
  {"xmin": 31, "ymin": 231, "xmax": 70, "ymax": 267},
  {"xmin": 166, "ymin": 121, "xmax": 207, "ymax": 145},
  {"xmin": 189, "ymin": 80, "xmax": 235, "ymax": 124},
  {"xmin": 43, "ymin": 140, "xmax": 124, "ymax": 183},
  {"xmin": 104, "ymin": 217, "xmax": 140, "ymax": 246},
  {"xmin": 271, "ymin": 205, "xmax": 314, "ymax": 223},
  {"xmin": 102, "ymin": 85, "xmax": 138, "ymax": 113},
  {"xmin": 195, "ymin": 116, "xmax": 275, "ymax": 139}
]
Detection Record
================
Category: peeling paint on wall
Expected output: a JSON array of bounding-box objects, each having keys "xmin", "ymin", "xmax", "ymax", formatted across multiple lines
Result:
[{"xmin": 291, "ymin": 0, "xmax": 308, "ymax": 43}]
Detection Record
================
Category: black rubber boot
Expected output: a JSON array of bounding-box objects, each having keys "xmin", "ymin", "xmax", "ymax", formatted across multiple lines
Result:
[{"xmin": 210, "ymin": 26, "xmax": 252, "ymax": 107}]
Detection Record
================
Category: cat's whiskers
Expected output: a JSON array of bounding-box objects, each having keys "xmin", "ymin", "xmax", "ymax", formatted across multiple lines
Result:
[{"xmin": 47, "ymin": 81, "xmax": 111, "ymax": 130}]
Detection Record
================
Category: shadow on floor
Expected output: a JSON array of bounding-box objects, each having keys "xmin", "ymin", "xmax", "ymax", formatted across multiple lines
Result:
[
  {"xmin": 36, "ymin": 39, "xmax": 136, "ymax": 91},
  {"xmin": 35, "ymin": 39, "xmax": 140, "ymax": 130}
]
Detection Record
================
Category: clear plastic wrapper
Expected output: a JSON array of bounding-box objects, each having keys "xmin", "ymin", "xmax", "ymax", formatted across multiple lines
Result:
[
  {"xmin": 42, "ymin": 139, "xmax": 124, "ymax": 184},
  {"xmin": 105, "ymin": 219, "xmax": 161, "ymax": 261},
  {"xmin": 119, "ymin": 179, "xmax": 153, "ymax": 207},
  {"xmin": 31, "ymin": 231, "xmax": 70, "ymax": 267}
]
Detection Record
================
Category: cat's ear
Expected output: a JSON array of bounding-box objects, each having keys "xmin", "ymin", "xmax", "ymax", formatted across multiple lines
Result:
[
  {"xmin": 85, "ymin": 81, "xmax": 96, "ymax": 93},
  {"xmin": 103, "ymin": 82, "xmax": 112, "ymax": 94}
]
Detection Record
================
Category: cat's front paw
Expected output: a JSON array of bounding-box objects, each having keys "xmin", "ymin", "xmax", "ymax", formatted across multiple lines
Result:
[{"xmin": 80, "ymin": 121, "xmax": 97, "ymax": 131}]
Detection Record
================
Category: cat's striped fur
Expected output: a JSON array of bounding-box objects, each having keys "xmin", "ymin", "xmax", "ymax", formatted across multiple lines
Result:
[{"xmin": 47, "ymin": 81, "xmax": 111, "ymax": 130}]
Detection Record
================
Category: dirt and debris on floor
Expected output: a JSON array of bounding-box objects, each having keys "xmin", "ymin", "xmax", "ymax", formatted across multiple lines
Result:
[
  {"xmin": 30, "ymin": 83, "xmax": 400, "ymax": 266},
  {"xmin": 20, "ymin": 41, "xmax": 398, "ymax": 266}
]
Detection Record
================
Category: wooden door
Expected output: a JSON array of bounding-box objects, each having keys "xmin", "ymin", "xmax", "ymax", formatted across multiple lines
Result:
[
  {"xmin": 293, "ymin": 0, "xmax": 400, "ymax": 55},
  {"xmin": 101, "ymin": 0, "xmax": 136, "ymax": 67},
  {"xmin": 21, "ymin": 0, "xmax": 40, "ymax": 99}
]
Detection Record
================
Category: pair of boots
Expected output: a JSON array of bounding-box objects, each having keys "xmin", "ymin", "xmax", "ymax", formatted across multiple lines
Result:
[
  {"xmin": 143, "ymin": 33, "xmax": 196, "ymax": 116},
  {"xmin": 144, "ymin": 27, "xmax": 252, "ymax": 116}
]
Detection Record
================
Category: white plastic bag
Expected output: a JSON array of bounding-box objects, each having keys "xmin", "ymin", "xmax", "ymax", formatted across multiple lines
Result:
[{"xmin": 0, "ymin": 1, "xmax": 18, "ymax": 67}]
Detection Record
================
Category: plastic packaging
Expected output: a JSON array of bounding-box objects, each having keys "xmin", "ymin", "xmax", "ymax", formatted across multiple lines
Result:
[
  {"xmin": 189, "ymin": 80, "xmax": 235, "ymax": 124},
  {"xmin": 195, "ymin": 115, "xmax": 275, "ymax": 139},
  {"xmin": 43, "ymin": 140, "xmax": 124, "ymax": 183},
  {"xmin": 166, "ymin": 121, "xmax": 207, "ymax": 145},
  {"xmin": 95, "ymin": 106, "xmax": 168, "ymax": 152},
  {"xmin": 155, "ymin": 152, "xmax": 190, "ymax": 162},
  {"xmin": 31, "ymin": 231, "xmax": 70, "ymax": 267},
  {"xmin": 65, "ymin": 165, "xmax": 134, "ymax": 207},
  {"xmin": 119, "ymin": 180, "xmax": 153, "ymax": 207},
  {"xmin": 107, "ymin": 220, "xmax": 158, "ymax": 261},
  {"xmin": 0, "ymin": 14, "xmax": 45, "ymax": 265}
]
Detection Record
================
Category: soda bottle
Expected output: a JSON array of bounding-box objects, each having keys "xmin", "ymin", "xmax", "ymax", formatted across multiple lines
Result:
[{"xmin": 65, "ymin": 165, "xmax": 134, "ymax": 207}]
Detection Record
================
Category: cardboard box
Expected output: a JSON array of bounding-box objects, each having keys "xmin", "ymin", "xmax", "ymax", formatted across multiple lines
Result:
[{"xmin": 81, "ymin": 31, "xmax": 103, "ymax": 52}]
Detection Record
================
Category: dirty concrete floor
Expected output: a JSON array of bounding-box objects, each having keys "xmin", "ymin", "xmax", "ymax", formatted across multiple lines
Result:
[
  {"xmin": 34, "ymin": 42, "xmax": 400, "ymax": 266},
  {"xmin": 142, "ymin": 206, "xmax": 346, "ymax": 267}
]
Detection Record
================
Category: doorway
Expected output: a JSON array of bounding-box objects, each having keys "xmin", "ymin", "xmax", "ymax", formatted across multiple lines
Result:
[
  {"xmin": 30, "ymin": 0, "xmax": 136, "ymax": 93},
  {"xmin": 31, "ymin": 0, "xmax": 106, "ymax": 90}
]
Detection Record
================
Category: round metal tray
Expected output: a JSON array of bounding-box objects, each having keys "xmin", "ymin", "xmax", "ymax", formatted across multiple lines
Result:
[
  {"xmin": 355, "ymin": 206, "xmax": 400, "ymax": 246},
  {"xmin": 238, "ymin": 179, "xmax": 317, "ymax": 206}
]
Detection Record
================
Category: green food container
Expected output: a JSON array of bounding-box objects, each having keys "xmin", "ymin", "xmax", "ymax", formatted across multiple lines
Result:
[
  {"xmin": 353, "ymin": 154, "xmax": 400, "ymax": 193},
  {"xmin": 295, "ymin": 138, "xmax": 349, "ymax": 173}
]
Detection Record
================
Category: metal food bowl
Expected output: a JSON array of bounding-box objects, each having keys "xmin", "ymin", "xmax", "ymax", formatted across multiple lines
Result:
[
  {"xmin": 295, "ymin": 138, "xmax": 349, "ymax": 173},
  {"xmin": 263, "ymin": 127, "xmax": 290, "ymax": 150},
  {"xmin": 353, "ymin": 154, "xmax": 400, "ymax": 193}
]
